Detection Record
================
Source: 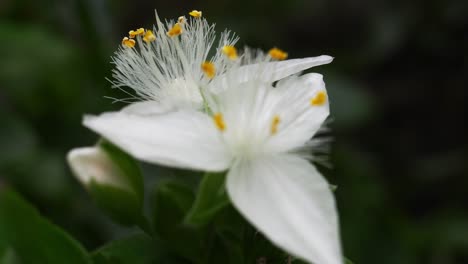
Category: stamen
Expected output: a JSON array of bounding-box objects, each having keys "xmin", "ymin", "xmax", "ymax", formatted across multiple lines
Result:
[
  {"xmin": 189, "ymin": 10, "xmax": 202, "ymax": 18},
  {"xmin": 213, "ymin": 113, "xmax": 226, "ymax": 131},
  {"xmin": 268, "ymin": 47, "xmax": 288, "ymax": 60},
  {"xmin": 167, "ymin": 23, "xmax": 182, "ymax": 37},
  {"xmin": 143, "ymin": 30, "xmax": 156, "ymax": 43},
  {"xmin": 222, "ymin": 45, "xmax": 238, "ymax": 60},
  {"xmin": 121, "ymin": 37, "xmax": 136, "ymax": 48},
  {"xmin": 201, "ymin": 62, "xmax": 216, "ymax": 79},
  {"xmin": 270, "ymin": 115, "xmax": 281, "ymax": 135},
  {"xmin": 310, "ymin": 91, "xmax": 327, "ymax": 106},
  {"xmin": 129, "ymin": 28, "xmax": 145, "ymax": 38},
  {"xmin": 178, "ymin": 16, "xmax": 186, "ymax": 24}
]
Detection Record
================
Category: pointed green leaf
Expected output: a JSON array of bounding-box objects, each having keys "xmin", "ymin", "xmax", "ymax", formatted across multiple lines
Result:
[
  {"xmin": 99, "ymin": 140, "xmax": 144, "ymax": 202},
  {"xmin": 209, "ymin": 207, "xmax": 246, "ymax": 264},
  {"xmin": 0, "ymin": 189, "xmax": 90, "ymax": 264},
  {"xmin": 185, "ymin": 172, "xmax": 230, "ymax": 226},
  {"xmin": 151, "ymin": 181, "xmax": 205, "ymax": 262},
  {"xmin": 87, "ymin": 182, "xmax": 143, "ymax": 227}
]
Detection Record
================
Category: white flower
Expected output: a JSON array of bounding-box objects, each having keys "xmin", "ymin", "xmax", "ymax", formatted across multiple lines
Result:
[
  {"xmin": 67, "ymin": 146, "xmax": 128, "ymax": 190},
  {"xmin": 111, "ymin": 11, "xmax": 239, "ymax": 109},
  {"xmin": 83, "ymin": 51, "xmax": 341, "ymax": 264}
]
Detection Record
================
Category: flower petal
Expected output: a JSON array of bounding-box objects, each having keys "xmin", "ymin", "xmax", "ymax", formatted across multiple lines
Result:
[
  {"xmin": 226, "ymin": 154, "xmax": 342, "ymax": 264},
  {"xmin": 254, "ymin": 55, "xmax": 334, "ymax": 82},
  {"xmin": 211, "ymin": 55, "xmax": 333, "ymax": 93},
  {"xmin": 83, "ymin": 109, "xmax": 231, "ymax": 171},
  {"xmin": 267, "ymin": 73, "xmax": 330, "ymax": 152}
]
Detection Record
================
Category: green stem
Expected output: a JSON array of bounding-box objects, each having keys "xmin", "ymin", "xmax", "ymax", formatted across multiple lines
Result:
[{"xmin": 199, "ymin": 86, "xmax": 214, "ymax": 116}]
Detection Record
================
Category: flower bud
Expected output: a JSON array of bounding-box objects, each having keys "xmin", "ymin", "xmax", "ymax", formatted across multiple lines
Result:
[{"xmin": 67, "ymin": 141, "xmax": 144, "ymax": 226}]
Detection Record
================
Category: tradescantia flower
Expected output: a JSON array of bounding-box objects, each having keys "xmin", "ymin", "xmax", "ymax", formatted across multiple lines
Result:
[
  {"xmin": 83, "ymin": 45, "xmax": 342, "ymax": 263},
  {"xmin": 110, "ymin": 10, "xmax": 334, "ymax": 112},
  {"xmin": 111, "ymin": 10, "xmax": 239, "ymax": 109}
]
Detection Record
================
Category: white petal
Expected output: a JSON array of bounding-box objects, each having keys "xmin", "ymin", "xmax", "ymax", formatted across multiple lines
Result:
[
  {"xmin": 211, "ymin": 55, "xmax": 333, "ymax": 93},
  {"xmin": 267, "ymin": 73, "xmax": 330, "ymax": 153},
  {"xmin": 254, "ymin": 55, "xmax": 334, "ymax": 82},
  {"xmin": 83, "ymin": 110, "xmax": 231, "ymax": 171},
  {"xmin": 67, "ymin": 147, "xmax": 128, "ymax": 190},
  {"xmin": 226, "ymin": 154, "xmax": 342, "ymax": 264}
]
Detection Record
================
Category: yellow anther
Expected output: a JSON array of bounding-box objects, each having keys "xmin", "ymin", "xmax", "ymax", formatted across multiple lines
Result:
[
  {"xmin": 201, "ymin": 61, "xmax": 216, "ymax": 79},
  {"xmin": 167, "ymin": 23, "xmax": 182, "ymax": 37},
  {"xmin": 129, "ymin": 28, "xmax": 145, "ymax": 38},
  {"xmin": 178, "ymin": 16, "xmax": 186, "ymax": 24},
  {"xmin": 143, "ymin": 30, "xmax": 156, "ymax": 43},
  {"xmin": 213, "ymin": 113, "xmax": 226, "ymax": 131},
  {"xmin": 189, "ymin": 10, "xmax": 202, "ymax": 18},
  {"xmin": 268, "ymin": 47, "xmax": 288, "ymax": 60},
  {"xmin": 310, "ymin": 91, "xmax": 327, "ymax": 106},
  {"xmin": 122, "ymin": 37, "xmax": 136, "ymax": 48},
  {"xmin": 222, "ymin": 45, "xmax": 238, "ymax": 60},
  {"xmin": 270, "ymin": 115, "xmax": 281, "ymax": 135}
]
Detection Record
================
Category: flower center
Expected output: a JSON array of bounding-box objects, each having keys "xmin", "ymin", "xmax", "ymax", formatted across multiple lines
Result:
[{"xmin": 163, "ymin": 78, "xmax": 203, "ymax": 107}]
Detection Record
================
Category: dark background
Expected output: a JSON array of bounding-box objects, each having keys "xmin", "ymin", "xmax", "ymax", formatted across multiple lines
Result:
[{"xmin": 1, "ymin": 0, "xmax": 467, "ymax": 263}]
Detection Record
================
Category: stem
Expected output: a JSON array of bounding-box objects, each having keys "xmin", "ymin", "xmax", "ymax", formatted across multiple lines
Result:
[{"xmin": 199, "ymin": 86, "xmax": 214, "ymax": 116}]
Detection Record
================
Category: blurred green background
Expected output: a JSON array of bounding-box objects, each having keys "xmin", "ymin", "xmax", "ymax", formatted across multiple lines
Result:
[{"xmin": 1, "ymin": 0, "xmax": 467, "ymax": 263}]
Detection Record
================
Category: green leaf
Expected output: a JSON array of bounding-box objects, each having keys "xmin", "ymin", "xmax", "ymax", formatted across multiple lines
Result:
[
  {"xmin": 77, "ymin": 140, "xmax": 146, "ymax": 228},
  {"xmin": 91, "ymin": 234, "xmax": 180, "ymax": 264},
  {"xmin": 345, "ymin": 257, "xmax": 355, "ymax": 264},
  {"xmin": 0, "ymin": 246, "xmax": 21, "ymax": 264},
  {"xmin": 244, "ymin": 226, "xmax": 287, "ymax": 263},
  {"xmin": 203, "ymin": 233, "xmax": 239, "ymax": 264},
  {"xmin": 0, "ymin": 188, "xmax": 90, "ymax": 264},
  {"xmin": 209, "ymin": 207, "xmax": 246, "ymax": 264},
  {"xmin": 88, "ymin": 182, "xmax": 144, "ymax": 227},
  {"xmin": 99, "ymin": 140, "xmax": 144, "ymax": 202},
  {"xmin": 184, "ymin": 172, "xmax": 230, "ymax": 226},
  {"xmin": 151, "ymin": 181, "xmax": 204, "ymax": 262},
  {"xmin": 0, "ymin": 238, "xmax": 20, "ymax": 264}
]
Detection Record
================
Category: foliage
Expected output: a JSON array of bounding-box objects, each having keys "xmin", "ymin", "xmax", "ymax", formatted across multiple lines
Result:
[
  {"xmin": 0, "ymin": 0, "xmax": 467, "ymax": 263},
  {"xmin": 0, "ymin": 189, "xmax": 90, "ymax": 264}
]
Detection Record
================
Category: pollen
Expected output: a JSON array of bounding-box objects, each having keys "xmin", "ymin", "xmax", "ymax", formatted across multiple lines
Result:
[
  {"xmin": 143, "ymin": 30, "xmax": 156, "ymax": 43},
  {"xmin": 129, "ymin": 28, "xmax": 145, "ymax": 38},
  {"xmin": 270, "ymin": 115, "xmax": 281, "ymax": 135},
  {"xmin": 178, "ymin": 16, "xmax": 186, "ymax": 24},
  {"xmin": 310, "ymin": 91, "xmax": 327, "ymax": 106},
  {"xmin": 213, "ymin": 113, "xmax": 226, "ymax": 131},
  {"xmin": 201, "ymin": 61, "xmax": 216, "ymax": 79},
  {"xmin": 268, "ymin": 47, "xmax": 288, "ymax": 60},
  {"xmin": 121, "ymin": 37, "xmax": 136, "ymax": 48},
  {"xmin": 222, "ymin": 45, "xmax": 238, "ymax": 60},
  {"xmin": 167, "ymin": 23, "xmax": 182, "ymax": 37},
  {"xmin": 189, "ymin": 10, "xmax": 202, "ymax": 18}
]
